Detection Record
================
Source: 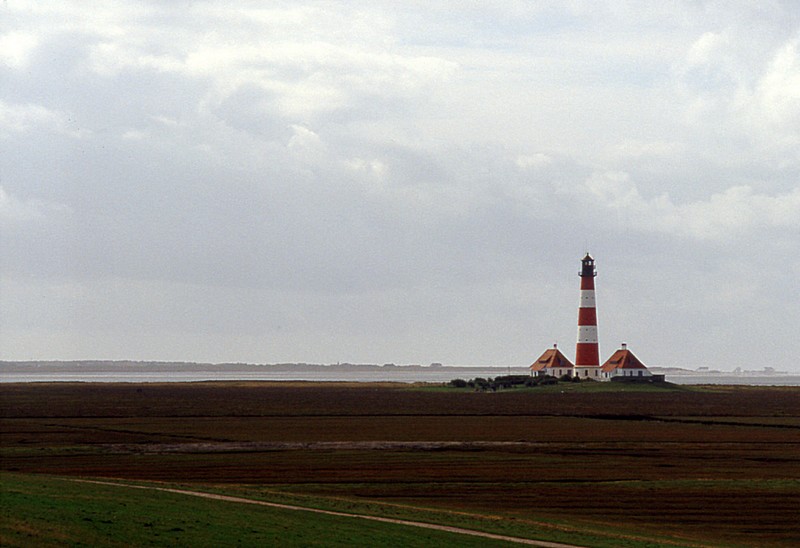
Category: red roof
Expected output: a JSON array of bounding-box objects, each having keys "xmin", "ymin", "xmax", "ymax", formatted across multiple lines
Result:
[
  {"xmin": 601, "ymin": 347, "xmax": 649, "ymax": 373},
  {"xmin": 530, "ymin": 347, "xmax": 575, "ymax": 371}
]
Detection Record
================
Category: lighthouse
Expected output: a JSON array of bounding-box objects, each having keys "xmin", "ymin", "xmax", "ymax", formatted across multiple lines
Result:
[{"xmin": 575, "ymin": 253, "xmax": 600, "ymax": 378}]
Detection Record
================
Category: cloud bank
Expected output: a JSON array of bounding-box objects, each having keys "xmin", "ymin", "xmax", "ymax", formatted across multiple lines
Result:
[{"xmin": 1, "ymin": 2, "xmax": 798, "ymax": 370}]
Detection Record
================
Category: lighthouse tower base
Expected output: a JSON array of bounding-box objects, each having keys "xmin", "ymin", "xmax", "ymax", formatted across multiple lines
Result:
[{"xmin": 574, "ymin": 366, "xmax": 601, "ymax": 380}]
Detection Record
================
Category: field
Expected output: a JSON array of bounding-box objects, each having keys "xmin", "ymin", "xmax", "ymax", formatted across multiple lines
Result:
[{"xmin": 2, "ymin": 381, "xmax": 799, "ymax": 547}]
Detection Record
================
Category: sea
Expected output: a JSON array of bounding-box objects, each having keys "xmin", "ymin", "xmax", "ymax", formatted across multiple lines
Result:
[{"xmin": 1, "ymin": 365, "xmax": 799, "ymax": 385}]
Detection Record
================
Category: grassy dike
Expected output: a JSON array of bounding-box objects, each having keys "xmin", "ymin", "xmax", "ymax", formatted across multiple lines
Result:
[
  {"xmin": 1, "ymin": 472, "xmax": 701, "ymax": 548},
  {"xmin": 0, "ymin": 473, "xmax": 736, "ymax": 548},
  {"xmin": 1, "ymin": 473, "xmax": 522, "ymax": 548}
]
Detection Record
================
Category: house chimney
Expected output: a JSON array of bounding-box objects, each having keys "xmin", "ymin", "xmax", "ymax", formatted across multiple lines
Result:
[{"xmin": 621, "ymin": 342, "xmax": 627, "ymax": 350}]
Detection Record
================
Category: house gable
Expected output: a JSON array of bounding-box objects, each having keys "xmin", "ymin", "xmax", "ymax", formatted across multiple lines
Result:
[
  {"xmin": 601, "ymin": 346, "xmax": 651, "ymax": 376},
  {"xmin": 530, "ymin": 345, "xmax": 574, "ymax": 374}
]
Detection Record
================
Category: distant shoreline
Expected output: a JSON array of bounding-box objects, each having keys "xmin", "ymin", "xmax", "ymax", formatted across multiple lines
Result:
[
  {"xmin": 0, "ymin": 360, "xmax": 794, "ymax": 375},
  {"xmin": 2, "ymin": 360, "xmax": 799, "ymax": 385},
  {"xmin": 1, "ymin": 360, "xmax": 525, "ymax": 374}
]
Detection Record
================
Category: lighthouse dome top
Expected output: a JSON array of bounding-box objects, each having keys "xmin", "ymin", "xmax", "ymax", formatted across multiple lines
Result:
[{"xmin": 580, "ymin": 253, "xmax": 597, "ymax": 277}]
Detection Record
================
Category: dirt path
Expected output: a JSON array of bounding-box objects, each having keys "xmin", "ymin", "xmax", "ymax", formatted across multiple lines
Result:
[{"xmin": 72, "ymin": 479, "xmax": 582, "ymax": 547}]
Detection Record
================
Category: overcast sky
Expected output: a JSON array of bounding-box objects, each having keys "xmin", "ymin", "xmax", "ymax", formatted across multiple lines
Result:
[{"xmin": 1, "ymin": 2, "xmax": 799, "ymax": 371}]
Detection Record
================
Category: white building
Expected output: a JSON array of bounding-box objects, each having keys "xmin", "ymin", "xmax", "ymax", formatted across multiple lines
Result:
[
  {"xmin": 529, "ymin": 344, "xmax": 574, "ymax": 378},
  {"xmin": 600, "ymin": 343, "xmax": 653, "ymax": 380}
]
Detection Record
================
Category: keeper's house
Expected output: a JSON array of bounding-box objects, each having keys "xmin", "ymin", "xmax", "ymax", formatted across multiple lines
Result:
[
  {"xmin": 530, "ymin": 344, "xmax": 574, "ymax": 378},
  {"xmin": 601, "ymin": 343, "xmax": 664, "ymax": 382}
]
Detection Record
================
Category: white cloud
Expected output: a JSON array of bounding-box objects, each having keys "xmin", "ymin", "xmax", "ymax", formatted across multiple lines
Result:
[
  {"xmin": 660, "ymin": 185, "xmax": 800, "ymax": 240},
  {"xmin": 287, "ymin": 124, "xmax": 324, "ymax": 155},
  {"xmin": 88, "ymin": 41, "xmax": 184, "ymax": 76},
  {"xmin": 613, "ymin": 140, "xmax": 686, "ymax": 159},
  {"xmin": 578, "ymin": 172, "xmax": 800, "ymax": 241},
  {"xmin": 685, "ymin": 31, "xmax": 729, "ymax": 68},
  {"xmin": 346, "ymin": 157, "xmax": 388, "ymax": 182},
  {"xmin": 516, "ymin": 153, "xmax": 553, "ymax": 170},
  {"xmin": 75, "ymin": 6, "xmax": 456, "ymax": 124},
  {"xmin": 584, "ymin": 171, "xmax": 640, "ymax": 209},
  {"xmin": 0, "ymin": 186, "xmax": 70, "ymax": 225},
  {"xmin": 0, "ymin": 101, "xmax": 58, "ymax": 133},
  {"xmin": 747, "ymin": 38, "xmax": 800, "ymax": 148},
  {"xmin": 121, "ymin": 129, "xmax": 146, "ymax": 140},
  {"xmin": 0, "ymin": 31, "xmax": 39, "ymax": 68},
  {"xmin": 0, "ymin": 100, "xmax": 87, "ymax": 138},
  {"xmin": 674, "ymin": 26, "xmax": 800, "ymax": 170}
]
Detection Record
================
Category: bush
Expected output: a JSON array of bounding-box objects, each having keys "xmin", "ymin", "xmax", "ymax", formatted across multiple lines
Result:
[
  {"xmin": 473, "ymin": 377, "xmax": 491, "ymax": 390},
  {"xmin": 526, "ymin": 375, "xmax": 559, "ymax": 387},
  {"xmin": 449, "ymin": 378, "xmax": 468, "ymax": 388},
  {"xmin": 494, "ymin": 375, "xmax": 529, "ymax": 386}
]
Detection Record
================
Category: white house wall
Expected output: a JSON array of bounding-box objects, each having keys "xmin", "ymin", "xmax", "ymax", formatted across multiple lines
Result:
[{"xmin": 610, "ymin": 368, "xmax": 653, "ymax": 377}]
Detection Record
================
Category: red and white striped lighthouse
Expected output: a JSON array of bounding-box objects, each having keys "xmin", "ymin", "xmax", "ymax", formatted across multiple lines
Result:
[{"xmin": 575, "ymin": 253, "xmax": 600, "ymax": 370}]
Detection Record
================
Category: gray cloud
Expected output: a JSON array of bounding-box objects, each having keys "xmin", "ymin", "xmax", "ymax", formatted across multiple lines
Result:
[{"xmin": 1, "ymin": 2, "xmax": 798, "ymax": 369}]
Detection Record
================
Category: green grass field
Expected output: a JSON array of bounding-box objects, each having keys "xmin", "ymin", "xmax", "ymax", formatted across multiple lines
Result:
[
  {"xmin": 1, "ymin": 473, "xmax": 524, "ymax": 548},
  {"xmin": 2, "ymin": 472, "xmax": 713, "ymax": 548}
]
